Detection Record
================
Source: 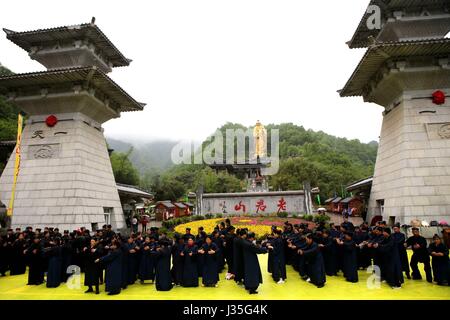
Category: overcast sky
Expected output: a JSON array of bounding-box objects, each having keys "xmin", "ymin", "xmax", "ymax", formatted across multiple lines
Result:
[{"xmin": 0, "ymin": 0, "xmax": 384, "ymax": 144}]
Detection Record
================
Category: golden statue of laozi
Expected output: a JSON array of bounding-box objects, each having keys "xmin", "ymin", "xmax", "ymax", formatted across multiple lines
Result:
[{"xmin": 253, "ymin": 120, "xmax": 267, "ymax": 160}]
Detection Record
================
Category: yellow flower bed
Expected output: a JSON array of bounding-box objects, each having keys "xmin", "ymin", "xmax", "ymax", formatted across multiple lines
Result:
[
  {"xmin": 174, "ymin": 218, "xmax": 272, "ymax": 237},
  {"xmin": 174, "ymin": 218, "xmax": 222, "ymax": 235}
]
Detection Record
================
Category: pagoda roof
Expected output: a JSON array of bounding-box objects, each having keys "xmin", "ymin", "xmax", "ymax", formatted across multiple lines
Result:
[
  {"xmin": 348, "ymin": 0, "xmax": 450, "ymax": 49},
  {"xmin": 339, "ymin": 38, "xmax": 450, "ymax": 98},
  {"xmin": 0, "ymin": 66, "xmax": 145, "ymax": 112},
  {"xmin": 3, "ymin": 19, "xmax": 131, "ymax": 67}
]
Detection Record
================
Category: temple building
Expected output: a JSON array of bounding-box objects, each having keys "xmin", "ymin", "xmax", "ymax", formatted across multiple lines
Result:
[
  {"xmin": 340, "ymin": 1, "xmax": 450, "ymax": 225},
  {"xmin": 0, "ymin": 18, "xmax": 145, "ymax": 231}
]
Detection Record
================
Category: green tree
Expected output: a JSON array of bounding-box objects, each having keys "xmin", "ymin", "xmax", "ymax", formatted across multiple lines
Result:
[{"xmin": 110, "ymin": 148, "xmax": 140, "ymax": 186}]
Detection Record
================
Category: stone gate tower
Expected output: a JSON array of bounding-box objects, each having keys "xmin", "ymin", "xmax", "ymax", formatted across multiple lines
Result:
[
  {"xmin": 0, "ymin": 18, "xmax": 145, "ymax": 231},
  {"xmin": 340, "ymin": 1, "xmax": 450, "ymax": 224}
]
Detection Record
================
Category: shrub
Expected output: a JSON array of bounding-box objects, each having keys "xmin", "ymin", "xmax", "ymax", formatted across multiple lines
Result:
[
  {"xmin": 302, "ymin": 214, "xmax": 314, "ymax": 221},
  {"xmin": 313, "ymin": 214, "xmax": 330, "ymax": 224},
  {"xmin": 205, "ymin": 214, "xmax": 214, "ymax": 219},
  {"xmin": 215, "ymin": 213, "xmax": 223, "ymax": 218},
  {"xmin": 276, "ymin": 211, "xmax": 288, "ymax": 218}
]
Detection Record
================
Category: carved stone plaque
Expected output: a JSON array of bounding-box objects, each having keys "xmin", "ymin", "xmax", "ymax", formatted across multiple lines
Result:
[
  {"xmin": 438, "ymin": 123, "xmax": 450, "ymax": 139},
  {"xmin": 28, "ymin": 144, "xmax": 61, "ymax": 159},
  {"xmin": 425, "ymin": 122, "xmax": 450, "ymax": 140}
]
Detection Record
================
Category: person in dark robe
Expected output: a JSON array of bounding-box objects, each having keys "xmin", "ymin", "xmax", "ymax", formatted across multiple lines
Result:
[
  {"xmin": 181, "ymin": 237, "xmax": 199, "ymax": 287},
  {"xmin": 266, "ymin": 229, "xmax": 286, "ymax": 283},
  {"xmin": 298, "ymin": 234, "xmax": 326, "ymax": 288},
  {"xmin": 10, "ymin": 233, "xmax": 27, "ymax": 275},
  {"xmin": 241, "ymin": 232, "xmax": 267, "ymax": 294},
  {"xmin": 2, "ymin": 229, "xmax": 15, "ymax": 276},
  {"xmin": 223, "ymin": 226, "xmax": 236, "ymax": 279},
  {"xmin": 196, "ymin": 228, "xmax": 207, "ymax": 277},
  {"xmin": 45, "ymin": 238, "xmax": 63, "ymax": 288},
  {"xmin": 428, "ymin": 234, "xmax": 449, "ymax": 286},
  {"xmin": 392, "ymin": 224, "xmax": 410, "ymax": 279},
  {"xmin": 26, "ymin": 237, "xmax": 45, "ymax": 285},
  {"xmin": 374, "ymin": 228, "xmax": 403, "ymax": 288},
  {"xmin": 199, "ymin": 235, "xmax": 219, "ymax": 287},
  {"xmin": 171, "ymin": 235, "xmax": 185, "ymax": 286},
  {"xmin": 60, "ymin": 231, "xmax": 73, "ymax": 282},
  {"xmin": 96, "ymin": 239, "xmax": 123, "ymax": 295},
  {"xmin": 0, "ymin": 236, "xmax": 8, "ymax": 276},
  {"xmin": 153, "ymin": 239, "xmax": 173, "ymax": 291},
  {"xmin": 183, "ymin": 228, "xmax": 195, "ymax": 242},
  {"xmin": 83, "ymin": 238, "xmax": 103, "ymax": 294},
  {"xmin": 288, "ymin": 233, "xmax": 308, "ymax": 278},
  {"xmin": 233, "ymin": 229, "xmax": 247, "ymax": 285},
  {"xmin": 125, "ymin": 236, "xmax": 140, "ymax": 285},
  {"xmin": 406, "ymin": 227, "xmax": 432, "ymax": 282},
  {"xmin": 139, "ymin": 236, "xmax": 157, "ymax": 284},
  {"xmin": 319, "ymin": 230, "xmax": 337, "ymax": 276},
  {"xmin": 120, "ymin": 238, "xmax": 129, "ymax": 289},
  {"xmin": 212, "ymin": 230, "xmax": 225, "ymax": 272},
  {"xmin": 356, "ymin": 226, "xmax": 371, "ymax": 269},
  {"xmin": 336, "ymin": 232, "xmax": 358, "ymax": 283},
  {"xmin": 367, "ymin": 227, "xmax": 384, "ymax": 275}
]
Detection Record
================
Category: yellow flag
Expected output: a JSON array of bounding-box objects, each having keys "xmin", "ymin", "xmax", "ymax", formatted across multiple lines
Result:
[{"xmin": 7, "ymin": 113, "xmax": 23, "ymax": 217}]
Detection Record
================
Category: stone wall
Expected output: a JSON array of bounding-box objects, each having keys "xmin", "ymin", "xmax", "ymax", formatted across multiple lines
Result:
[
  {"xmin": 201, "ymin": 191, "xmax": 306, "ymax": 215},
  {"xmin": 368, "ymin": 92, "xmax": 450, "ymax": 224},
  {"xmin": 0, "ymin": 112, "xmax": 125, "ymax": 231}
]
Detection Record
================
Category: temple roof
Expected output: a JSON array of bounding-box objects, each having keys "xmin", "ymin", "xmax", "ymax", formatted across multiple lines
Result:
[
  {"xmin": 348, "ymin": 0, "xmax": 450, "ymax": 49},
  {"xmin": 0, "ymin": 66, "xmax": 145, "ymax": 112},
  {"xmin": 339, "ymin": 38, "xmax": 450, "ymax": 98},
  {"xmin": 3, "ymin": 19, "xmax": 131, "ymax": 67}
]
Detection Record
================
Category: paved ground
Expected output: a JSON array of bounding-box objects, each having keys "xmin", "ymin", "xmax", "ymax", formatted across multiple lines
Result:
[{"xmin": 0, "ymin": 252, "xmax": 448, "ymax": 300}]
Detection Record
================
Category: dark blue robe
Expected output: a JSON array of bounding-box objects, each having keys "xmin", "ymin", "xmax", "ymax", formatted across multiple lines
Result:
[
  {"xmin": 171, "ymin": 242, "xmax": 185, "ymax": 285},
  {"xmin": 268, "ymin": 237, "xmax": 286, "ymax": 281},
  {"xmin": 45, "ymin": 246, "xmax": 62, "ymax": 288},
  {"xmin": 392, "ymin": 232, "xmax": 410, "ymax": 274},
  {"xmin": 320, "ymin": 236, "xmax": 337, "ymax": 276},
  {"xmin": 233, "ymin": 237, "xmax": 245, "ymax": 282},
  {"xmin": 182, "ymin": 245, "xmax": 199, "ymax": 287},
  {"xmin": 201, "ymin": 243, "xmax": 219, "ymax": 286},
  {"xmin": 377, "ymin": 235, "xmax": 404, "ymax": 287},
  {"xmin": 428, "ymin": 242, "xmax": 449, "ymax": 285},
  {"xmin": 302, "ymin": 242, "xmax": 326, "ymax": 287},
  {"xmin": 10, "ymin": 239, "xmax": 27, "ymax": 275},
  {"xmin": 153, "ymin": 246, "xmax": 173, "ymax": 291},
  {"xmin": 342, "ymin": 239, "xmax": 358, "ymax": 283},
  {"xmin": 27, "ymin": 242, "xmax": 45, "ymax": 285},
  {"xmin": 100, "ymin": 249, "xmax": 123, "ymax": 294},
  {"xmin": 242, "ymin": 239, "xmax": 267, "ymax": 291},
  {"xmin": 139, "ymin": 242, "xmax": 156, "ymax": 281}
]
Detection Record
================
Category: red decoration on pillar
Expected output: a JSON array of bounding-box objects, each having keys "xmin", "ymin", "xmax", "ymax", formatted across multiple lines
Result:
[
  {"xmin": 45, "ymin": 115, "xmax": 58, "ymax": 127},
  {"xmin": 432, "ymin": 90, "xmax": 445, "ymax": 105}
]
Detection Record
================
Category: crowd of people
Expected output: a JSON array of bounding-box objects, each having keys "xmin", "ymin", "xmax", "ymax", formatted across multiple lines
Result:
[{"xmin": 0, "ymin": 217, "xmax": 448, "ymax": 295}]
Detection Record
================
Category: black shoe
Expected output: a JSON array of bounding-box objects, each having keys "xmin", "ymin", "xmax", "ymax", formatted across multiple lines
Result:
[
  {"xmin": 249, "ymin": 290, "xmax": 258, "ymax": 294},
  {"xmin": 406, "ymin": 274, "xmax": 411, "ymax": 280},
  {"xmin": 85, "ymin": 289, "xmax": 93, "ymax": 293},
  {"xmin": 95, "ymin": 290, "xmax": 100, "ymax": 294},
  {"xmin": 107, "ymin": 291, "xmax": 120, "ymax": 295},
  {"xmin": 317, "ymin": 283, "xmax": 325, "ymax": 288}
]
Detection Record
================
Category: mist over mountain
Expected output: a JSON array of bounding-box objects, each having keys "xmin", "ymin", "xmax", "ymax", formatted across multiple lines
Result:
[{"xmin": 107, "ymin": 137, "xmax": 180, "ymax": 175}]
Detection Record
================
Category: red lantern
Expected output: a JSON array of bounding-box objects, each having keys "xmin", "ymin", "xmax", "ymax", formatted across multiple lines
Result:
[
  {"xmin": 45, "ymin": 115, "xmax": 58, "ymax": 127},
  {"xmin": 432, "ymin": 90, "xmax": 445, "ymax": 105}
]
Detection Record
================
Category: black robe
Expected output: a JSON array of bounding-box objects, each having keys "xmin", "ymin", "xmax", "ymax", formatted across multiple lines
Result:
[
  {"xmin": 233, "ymin": 237, "xmax": 245, "ymax": 282},
  {"xmin": 153, "ymin": 246, "xmax": 173, "ymax": 291},
  {"xmin": 377, "ymin": 236, "xmax": 404, "ymax": 287},
  {"xmin": 100, "ymin": 249, "xmax": 123, "ymax": 294},
  {"xmin": 10, "ymin": 239, "xmax": 27, "ymax": 275},
  {"xmin": 126, "ymin": 242, "xmax": 139, "ymax": 285},
  {"xmin": 242, "ymin": 239, "xmax": 267, "ymax": 291},
  {"xmin": 45, "ymin": 246, "xmax": 62, "ymax": 288},
  {"xmin": 201, "ymin": 243, "xmax": 219, "ymax": 286},
  {"xmin": 428, "ymin": 242, "xmax": 449, "ymax": 285},
  {"xmin": 268, "ymin": 237, "xmax": 286, "ymax": 281},
  {"xmin": 60, "ymin": 237, "xmax": 73, "ymax": 282},
  {"xmin": 171, "ymin": 242, "xmax": 185, "ymax": 285},
  {"xmin": 120, "ymin": 243, "xmax": 129, "ymax": 289},
  {"xmin": 342, "ymin": 239, "xmax": 358, "ymax": 283},
  {"xmin": 224, "ymin": 233, "xmax": 236, "ymax": 273},
  {"xmin": 27, "ymin": 242, "xmax": 45, "ymax": 285},
  {"xmin": 0, "ymin": 238, "xmax": 8, "ymax": 276},
  {"xmin": 320, "ymin": 236, "xmax": 337, "ymax": 276},
  {"xmin": 392, "ymin": 232, "xmax": 410, "ymax": 274},
  {"xmin": 213, "ymin": 236, "xmax": 225, "ymax": 272},
  {"xmin": 139, "ymin": 242, "xmax": 156, "ymax": 281},
  {"xmin": 302, "ymin": 242, "xmax": 326, "ymax": 287},
  {"xmin": 83, "ymin": 245, "xmax": 103, "ymax": 286},
  {"xmin": 182, "ymin": 245, "xmax": 199, "ymax": 287}
]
